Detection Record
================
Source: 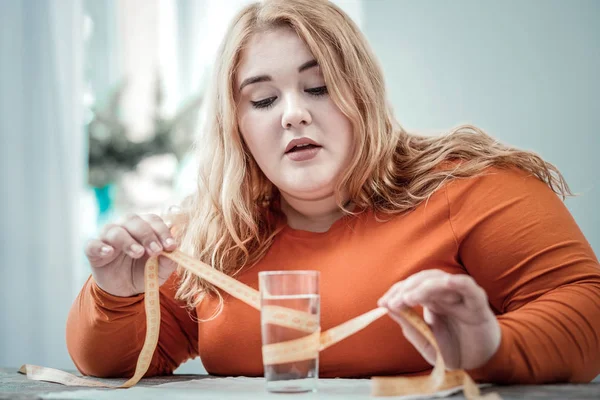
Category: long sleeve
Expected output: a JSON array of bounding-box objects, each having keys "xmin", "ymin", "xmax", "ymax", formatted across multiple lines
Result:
[
  {"xmin": 66, "ymin": 272, "xmax": 199, "ymax": 378},
  {"xmin": 444, "ymin": 167, "xmax": 600, "ymax": 383}
]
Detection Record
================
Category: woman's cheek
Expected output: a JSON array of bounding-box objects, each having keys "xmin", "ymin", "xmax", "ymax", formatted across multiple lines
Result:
[{"xmin": 240, "ymin": 119, "xmax": 272, "ymax": 170}]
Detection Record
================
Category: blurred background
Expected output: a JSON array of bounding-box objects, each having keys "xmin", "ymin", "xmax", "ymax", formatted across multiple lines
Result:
[{"xmin": 0, "ymin": 0, "xmax": 598, "ymax": 375}]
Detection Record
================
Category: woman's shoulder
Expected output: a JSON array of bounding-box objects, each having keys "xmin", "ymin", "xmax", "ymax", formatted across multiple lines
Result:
[
  {"xmin": 441, "ymin": 165, "xmax": 575, "ymax": 243},
  {"xmin": 443, "ymin": 165, "xmax": 562, "ymax": 203}
]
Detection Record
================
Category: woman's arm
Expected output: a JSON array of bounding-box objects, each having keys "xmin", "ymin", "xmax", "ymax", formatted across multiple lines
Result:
[
  {"xmin": 448, "ymin": 167, "xmax": 600, "ymax": 383},
  {"xmin": 66, "ymin": 272, "xmax": 199, "ymax": 378},
  {"xmin": 379, "ymin": 167, "xmax": 600, "ymax": 383}
]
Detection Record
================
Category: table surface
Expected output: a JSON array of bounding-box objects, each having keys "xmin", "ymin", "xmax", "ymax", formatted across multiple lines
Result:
[{"xmin": 2, "ymin": 367, "xmax": 600, "ymax": 400}]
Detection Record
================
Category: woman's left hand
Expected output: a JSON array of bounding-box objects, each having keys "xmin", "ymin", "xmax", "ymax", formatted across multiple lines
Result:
[{"xmin": 377, "ymin": 269, "xmax": 501, "ymax": 370}]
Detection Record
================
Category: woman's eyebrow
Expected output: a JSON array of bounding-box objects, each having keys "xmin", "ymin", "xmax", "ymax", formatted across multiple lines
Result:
[
  {"xmin": 239, "ymin": 75, "xmax": 270, "ymax": 92},
  {"xmin": 298, "ymin": 59, "xmax": 318, "ymax": 72},
  {"xmin": 238, "ymin": 59, "xmax": 319, "ymax": 92}
]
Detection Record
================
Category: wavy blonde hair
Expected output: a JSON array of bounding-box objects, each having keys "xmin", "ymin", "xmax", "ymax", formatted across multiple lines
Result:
[{"xmin": 173, "ymin": 0, "xmax": 571, "ymax": 314}]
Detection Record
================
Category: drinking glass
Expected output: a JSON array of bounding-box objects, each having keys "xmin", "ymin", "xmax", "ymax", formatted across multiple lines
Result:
[{"xmin": 259, "ymin": 270, "xmax": 320, "ymax": 393}]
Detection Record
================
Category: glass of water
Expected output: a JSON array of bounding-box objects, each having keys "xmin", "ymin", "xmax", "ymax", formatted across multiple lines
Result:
[{"xmin": 259, "ymin": 270, "xmax": 320, "ymax": 393}]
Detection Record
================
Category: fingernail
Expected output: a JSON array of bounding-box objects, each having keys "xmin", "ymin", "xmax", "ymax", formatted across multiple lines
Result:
[
  {"xmin": 150, "ymin": 241, "xmax": 162, "ymax": 253},
  {"xmin": 131, "ymin": 244, "xmax": 144, "ymax": 254},
  {"xmin": 165, "ymin": 238, "xmax": 175, "ymax": 247},
  {"xmin": 100, "ymin": 246, "xmax": 113, "ymax": 255}
]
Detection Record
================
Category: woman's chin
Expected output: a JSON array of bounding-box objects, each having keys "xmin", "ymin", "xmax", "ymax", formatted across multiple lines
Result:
[{"xmin": 279, "ymin": 181, "xmax": 336, "ymax": 202}]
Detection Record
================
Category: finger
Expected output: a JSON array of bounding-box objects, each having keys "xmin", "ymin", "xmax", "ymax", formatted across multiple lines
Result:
[
  {"xmin": 378, "ymin": 269, "xmax": 447, "ymax": 307},
  {"xmin": 121, "ymin": 214, "xmax": 164, "ymax": 256},
  {"xmin": 405, "ymin": 275, "xmax": 491, "ymax": 322},
  {"xmin": 381, "ymin": 269, "xmax": 446, "ymax": 309},
  {"xmin": 446, "ymin": 274, "xmax": 488, "ymax": 310},
  {"xmin": 85, "ymin": 239, "xmax": 117, "ymax": 267},
  {"xmin": 400, "ymin": 269, "xmax": 448, "ymax": 294},
  {"xmin": 407, "ymin": 295, "xmax": 469, "ymax": 321},
  {"xmin": 101, "ymin": 225, "xmax": 146, "ymax": 259},
  {"xmin": 141, "ymin": 214, "xmax": 178, "ymax": 250},
  {"xmin": 383, "ymin": 287, "xmax": 410, "ymax": 312},
  {"xmin": 391, "ymin": 270, "xmax": 446, "ymax": 302},
  {"xmin": 387, "ymin": 310, "xmax": 437, "ymax": 366},
  {"xmin": 157, "ymin": 255, "xmax": 178, "ymax": 281},
  {"xmin": 401, "ymin": 277, "xmax": 462, "ymax": 308},
  {"xmin": 422, "ymin": 308, "xmax": 461, "ymax": 369},
  {"xmin": 378, "ymin": 281, "xmax": 404, "ymax": 307}
]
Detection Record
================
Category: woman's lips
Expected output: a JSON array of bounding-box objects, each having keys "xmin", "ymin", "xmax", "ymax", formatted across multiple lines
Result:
[{"xmin": 285, "ymin": 146, "xmax": 321, "ymax": 161}]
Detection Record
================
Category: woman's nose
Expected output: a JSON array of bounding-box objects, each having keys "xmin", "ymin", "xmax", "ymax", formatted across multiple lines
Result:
[{"xmin": 281, "ymin": 94, "xmax": 312, "ymax": 129}]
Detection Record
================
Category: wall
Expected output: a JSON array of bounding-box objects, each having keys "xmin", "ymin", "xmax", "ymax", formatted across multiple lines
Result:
[{"xmin": 363, "ymin": 0, "xmax": 599, "ymax": 254}]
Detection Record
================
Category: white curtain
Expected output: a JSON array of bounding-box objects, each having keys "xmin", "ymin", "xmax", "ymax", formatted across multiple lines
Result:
[{"xmin": 0, "ymin": 0, "xmax": 84, "ymax": 370}]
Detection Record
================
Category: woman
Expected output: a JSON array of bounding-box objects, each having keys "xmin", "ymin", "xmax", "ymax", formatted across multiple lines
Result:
[{"xmin": 68, "ymin": 0, "xmax": 600, "ymax": 384}]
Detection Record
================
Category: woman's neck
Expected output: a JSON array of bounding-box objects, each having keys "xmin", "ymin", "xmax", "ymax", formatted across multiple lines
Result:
[{"xmin": 280, "ymin": 193, "xmax": 349, "ymax": 233}]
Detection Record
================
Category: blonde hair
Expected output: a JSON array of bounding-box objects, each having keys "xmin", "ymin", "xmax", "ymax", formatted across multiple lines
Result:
[{"xmin": 172, "ymin": 0, "xmax": 571, "ymax": 314}]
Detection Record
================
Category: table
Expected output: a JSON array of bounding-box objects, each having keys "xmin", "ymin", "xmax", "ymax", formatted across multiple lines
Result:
[
  {"xmin": 1, "ymin": 367, "xmax": 599, "ymax": 400},
  {"xmin": 0, "ymin": 368, "xmax": 197, "ymax": 400}
]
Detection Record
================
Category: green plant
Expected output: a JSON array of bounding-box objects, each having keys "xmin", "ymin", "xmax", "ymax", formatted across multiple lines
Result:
[{"xmin": 87, "ymin": 77, "xmax": 202, "ymax": 188}]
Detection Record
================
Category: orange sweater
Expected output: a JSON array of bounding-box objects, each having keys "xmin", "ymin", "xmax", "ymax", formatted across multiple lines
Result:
[{"xmin": 66, "ymin": 168, "xmax": 600, "ymax": 383}]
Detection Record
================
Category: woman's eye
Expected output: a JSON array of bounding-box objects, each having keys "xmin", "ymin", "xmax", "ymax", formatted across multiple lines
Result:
[
  {"xmin": 251, "ymin": 97, "xmax": 277, "ymax": 109},
  {"xmin": 305, "ymin": 86, "xmax": 328, "ymax": 96}
]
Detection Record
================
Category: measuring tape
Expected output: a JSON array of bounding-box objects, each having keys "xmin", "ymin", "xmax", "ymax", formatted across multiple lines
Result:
[{"xmin": 20, "ymin": 250, "xmax": 501, "ymax": 399}]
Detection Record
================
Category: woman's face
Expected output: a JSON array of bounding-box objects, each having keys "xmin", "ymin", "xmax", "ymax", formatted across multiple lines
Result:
[{"xmin": 236, "ymin": 27, "xmax": 354, "ymax": 202}]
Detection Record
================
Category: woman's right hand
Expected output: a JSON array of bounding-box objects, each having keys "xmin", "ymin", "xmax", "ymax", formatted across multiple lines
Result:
[{"xmin": 84, "ymin": 213, "xmax": 179, "ymax": 297}]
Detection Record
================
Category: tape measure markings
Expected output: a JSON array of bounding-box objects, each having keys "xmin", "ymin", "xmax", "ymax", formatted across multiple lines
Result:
[{"xmin": 19, "ymin": 250, "xmax": 500, "ymax": 399}]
